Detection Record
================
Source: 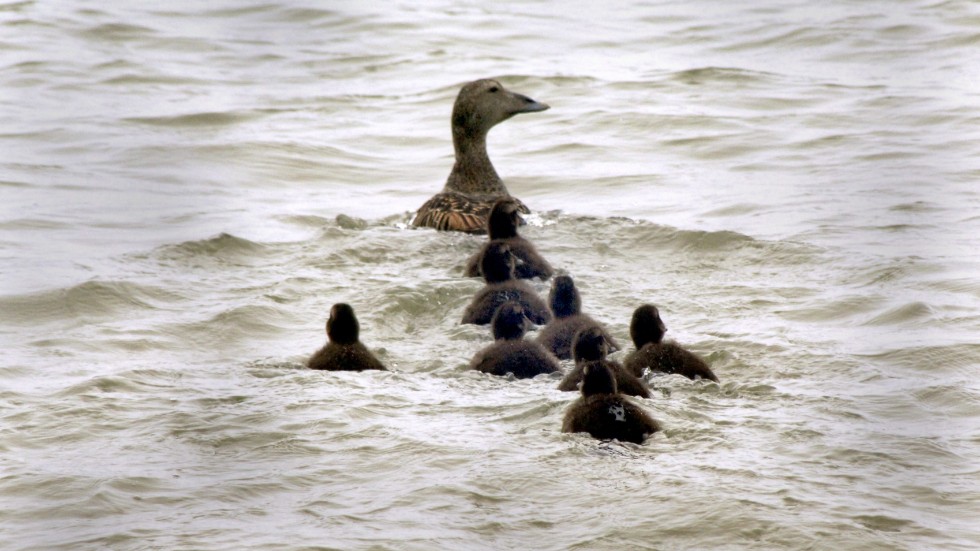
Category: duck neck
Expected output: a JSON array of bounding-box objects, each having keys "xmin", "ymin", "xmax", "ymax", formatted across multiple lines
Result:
[
  {"xmin": 446, "ymin": 129, "xmax": 509, "ymax": 196},
  {"xmin": 636, "ymin": 330, "xmax": 665, "ymax": 348}
]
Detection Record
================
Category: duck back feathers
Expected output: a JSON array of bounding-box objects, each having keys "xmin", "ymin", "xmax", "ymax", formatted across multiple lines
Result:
[
  {"xmin": 561, "ymin": 362, "xmax": 661, "ymax": 444},
  {"xmin": 625, "ymin": 342, "xmax": 719, "ymax": 382},
  {"xmin": 469, "ymin": 340, "xmax": 561, "ymax": 379}
]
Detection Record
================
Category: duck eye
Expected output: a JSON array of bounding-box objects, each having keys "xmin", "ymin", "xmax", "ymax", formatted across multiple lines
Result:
[{"xmin": 488, "ymin": 86, "xmax": 499, "ymax": 93}]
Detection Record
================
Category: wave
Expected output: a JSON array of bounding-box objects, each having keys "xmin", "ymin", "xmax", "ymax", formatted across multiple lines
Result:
[
  {"xmin": 860, "ymin": 301, "xmax": 935, "ymax": 326},
  {"xmin": 858, "ymin": 343, "xmax": 980, "ymax": 373},
  {"xmin": 171, "ymin": 304, "xmax": 297, "ymax": 348},
  {"xmin": 124, "ymin": 111, "xmax": 267, "ymax": 128},
  {"xmin": 153, "ymin": 233, "xmax": 276, "ymax": 266},
  {"xmin": 617, "ymin": 220, "xmax": 756, "ymax": 252},
  {"xmin": 668, "ymin": 66, "xmax": 777, "ymax": 86},
  {"xmin": 0, "ymin": 280, "xmax": 185, "ymax": 326}
]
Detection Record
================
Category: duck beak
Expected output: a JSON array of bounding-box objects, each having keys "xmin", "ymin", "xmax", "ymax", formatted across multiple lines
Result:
[{"xmin": 510, "ymin": 92, "xmax": 550, "ymax": 114}]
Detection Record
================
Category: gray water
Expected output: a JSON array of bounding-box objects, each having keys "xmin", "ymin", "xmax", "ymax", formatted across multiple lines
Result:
[{"xmin": 2, "ymin": 1, "xmax": 980, "ymax": 549}]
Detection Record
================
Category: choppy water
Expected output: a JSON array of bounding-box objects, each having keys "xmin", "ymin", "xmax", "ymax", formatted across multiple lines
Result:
[{"xmin": 2, "ymin": 1, "xmax": 980, "ymax": 549}]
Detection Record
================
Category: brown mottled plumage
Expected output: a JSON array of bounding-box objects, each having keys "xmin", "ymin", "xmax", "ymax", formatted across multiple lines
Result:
[
  {"xmin": 557, "ymin": 327, "xmax": 650, "ymax": 398},
  {"xmin": 414, "ymin": 193, "xmax": 531, "ymax": 234},
  {"xmin": 536, "ymin": 275, "xmax": 618, "ymax": 359},
  {"xmin": 412, "ymin": 79, "xmax": 548, "ymax": 233},
  {"xmin": 623, "ymin": 304, "xmax": 719, "ymax": 382},
  {"xmin": 464, "ymin": 198, "xmax": 554, "ymax": 279},
  {"xmin": 562, "ymin": 361, "xmax": 662, "ymax": 444},
  {"xmin": 307, "ymin": 303, "xmax": 387, "ymax": 372}
]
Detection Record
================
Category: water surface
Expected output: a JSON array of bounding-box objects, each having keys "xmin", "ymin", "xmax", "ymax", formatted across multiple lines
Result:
[{"xmin": 2, "ymin": 1, "xmax": 979, "ymax": 549}]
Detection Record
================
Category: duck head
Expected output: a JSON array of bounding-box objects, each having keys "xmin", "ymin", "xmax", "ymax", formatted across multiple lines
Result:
[
  {"xmin": 581, "ymin": 362, "xmax": 618, "ymax": 397},
  {"xmin": 549, "ymin": 275, "xmax": 582, "ymax": 319},
  {"xmin": 327, "ymin": 303, "xmax": 360, "ymax": 345},
  {"xmin": 630, "ymin": 304, "xmax": 667, "ymax": 348},
  {"xmin": 480, "ymin": 240, "xmax": 517, "ymax": 283},
  {"xmin": 486, "ymin": 197, "xmax": 522, "ymax": 238},
  {"xmin": 573, "ymin": 326, "xmax": 609, "ymax": 363},
  {"xmin": 452, "ymin": 79, "xmax": 549, "ymax": 147},
  {"xmin": 491, "ymin": 300, "xmax": 528, "ymax": 341}
]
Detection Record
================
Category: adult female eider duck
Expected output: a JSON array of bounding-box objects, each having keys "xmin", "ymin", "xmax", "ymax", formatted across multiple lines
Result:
[
  {"xmin": 461, "ymin": 241, "xmax": 551, "ymax": 325},
  {"xmin": 463, "ymin": 198, "xmax": 554, "ymax": 279},
  {"xmin": 562, "ymin": 361, "xmax": 662, "ymax": 444},
  {"xmin": 468, "ymin": 301, "xmax": 561, "ymax": 378},
  {"xmin": 536, "ymin": 275, "xmax": 619, "ymax": 359},
  {"xmin": 412, "ymin": 78, "xmax": 549, "ymax": 233},
  {"xmin": 558, "ymin": 327, "xmax": 650, "ymax": 398},
  {"xmin": 307, "ymin": 303, "xmax": 387, "ymax": 371},
  {"xmin": 623, "ymin": 304, "xmax": 719, "ymax": 382}
]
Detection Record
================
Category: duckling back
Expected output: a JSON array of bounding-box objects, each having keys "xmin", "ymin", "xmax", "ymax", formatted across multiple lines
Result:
[
  {"xmin": 624, "ymin": 304, "xmax": 718, "ymax": 382},
  {"xmin": 461, "ymin": 242, "xmax": 551, "ymax": 325},
  {"xmin": 468, "ymin": 301, "xmax": 560, "ymax": 378},
  {"xmin": 464, "ymin": 198, "xmax": 553, "ymax": 279},
  {"xmin": 536, "ymin": 275, "xmax": 619, "ymax": 359},
  {"xmin": 561, "ymin": 362, "xmax": 661, "ymax": 444},
  {"xmin": 307, "ymin": 303, "xmax": 386, "ymax": 371},
  {"xmin": 557, "ymin": 327, "xmax": 649, "ymax": 397}
]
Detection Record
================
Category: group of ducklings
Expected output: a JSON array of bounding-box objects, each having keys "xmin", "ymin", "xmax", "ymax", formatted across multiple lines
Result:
[
  {"xmin": 308, "ymin": 199, "xmax": 719, "ymax": 445},
  {"xmin": 308, "ymin": 78, "xmax": 718, "ymax": 444}
]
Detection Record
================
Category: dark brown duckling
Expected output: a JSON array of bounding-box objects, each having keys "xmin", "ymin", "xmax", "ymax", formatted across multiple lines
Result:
[
  {"xmin": 463, "ymin": 198, "xmax": 554, "ymax": 280},
  {"xmin": 561, "ymin": 361, "xmax": 662, "ymax": 444},
  {"xmin": 461, "ymin": 241, "xmax": 551, "ymax": 325},
  {"xmin": 412, "ymin": 79, "xmax": 549, "ymax": 233},
  {"xmin": 557, "ymin": 327, "xmax": 650, "ymax": 398},
  {"xmin": 468, "ymin": 301, "xmax": 561, "ymax": 378},
  {"xmin": 308, "ymin": 303, "xmax": 387, "ymax": 371},
  {"xmin": 623, "ymin": 304, "xmax": 719, "ymax": 382},
  {"xmin": 536, "ymin": 275, "xmax": 619, "ymax": 359}
]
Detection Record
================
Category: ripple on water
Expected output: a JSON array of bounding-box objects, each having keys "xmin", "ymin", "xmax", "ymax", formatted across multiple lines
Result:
[
  {"xmin": 2, "ymin": 1, "xmax": 979, "ymax": 548},
  {"xmin": 859, "ymin": 343, "xmax": 980, "ymax": 373},
  {"xmin": 860, "ymin": 301, "xmax": 935, "ymax": 326},
  {"xmin": 124, "ymin": 111, "xmax": 268, "ymax": 128},
  {"xmin": 0, "ymin": 280, "xmax": 186, "ymax": 326},
  {"xmin": 154, "ymin": 232, "xmax": 274, "ymax": 266}
]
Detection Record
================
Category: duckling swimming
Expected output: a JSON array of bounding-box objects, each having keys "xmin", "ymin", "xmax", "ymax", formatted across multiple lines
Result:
[
  {"xmin": 463, "ymin": 198, "xmax": 554, "ymax": 280},
  {"xmin": 468, "ymin": 301, "xmax": 561, "ymax": 378},
  {"xmin": 461, "ymin": 241, "xmax": 551, "ymax": 326},
  {"xmin": 561, "ymin": 361, "xmax": 662, "ymax": 444},
  {"xmin": 536, "ymin": 275, "xmax": 619, "ymax": 359},
  {"xmin": 307, "ymin": 303, "xmax": 387, "ymax": 371},
  {"xmin": 412, "ymin": 79, "xmax": 549, "ymax": 233},
  {"xmin": 623, "ymin": 304, "xmax": 719, "ymax": 382},
  {"xmin": 558, "ymin": 327, "xmax": 650, "ymax": 398}
]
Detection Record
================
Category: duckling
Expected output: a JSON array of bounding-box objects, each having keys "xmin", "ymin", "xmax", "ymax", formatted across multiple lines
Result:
[
  {"xmin": 308, "ymin": 303, "xmax": 387, "ymax": 371},
  {"xmin": 461, "ymin": 241, "xmax": 551, "ymax": 326},
  {"xmin": 413, "ymin": 79, "xmax": 549, "ymax": 233},
  {"xmin": 536, "ymin": 275, "xmax": 619, "ymax": 359},
  {"xmin": 623, "ymin": 304, "xmax": 719, "ymax": 382},
  {"xmin": 557, "ymin": 327, "xmax": 650, "ymax": 398},
  {"xmin": 562, "ymin": 361, "xmax": 662, "ymax": 444},
  {"xmin": 463, "ymin": 198, "xmax": 554, "ymax": 280},
  {"xmin": 468, "ymin": 301, "xmax": 561, "ymax": 378}
]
